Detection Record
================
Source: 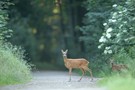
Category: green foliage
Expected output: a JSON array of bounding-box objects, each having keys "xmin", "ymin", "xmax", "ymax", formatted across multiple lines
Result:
[
  {"xmin": 99, "ymin": 50, "xmax": 135, "ymax": 90},
  {"xmin": 0, "ymin": 41, "xmax": 32, "ymax": 85},
  {"xmin": 8, "ymin": 0, "xmax": 85, "ymax": 68},
  {"xmin": 98, "ymin": 0, "xmax": 135, "ymax": 86},
  {"xmin": 0, "ymin": 1, "xmax": 32, "ymax": 85},
  {"xmin": 80, "ymin": 0, "xmax": 109, "ymax": 56},
  {"xmin": 111, "ymin": 49, "xmax": 135, "ymax": 76},
  {"xmin": 99, "ymin": 76, "xmax": 135, "ymax": 90},
  {"xmin": 80, "ymin": 0, "xmax": 120, "ymax": 75},
  {"xmin": 0, "ymin": 1, "xmax": 13, "ymax": 40},
  {"xmin": 99, "ymin": 0, "xmax": 135, "ymax": 55},
  {"xmin": 9, "ymin": 17, "xmax": 38, "ymax": 62},
  {"xmin": 97, "ymin": 0, "xmax": 135, "ymax": 79}
]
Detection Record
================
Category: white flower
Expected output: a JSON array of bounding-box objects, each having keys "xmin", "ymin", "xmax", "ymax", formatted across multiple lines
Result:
[
  {"xmin": 112, "ymin": 16, "xmax": 115, "ymax": 19},
  {"xmin": 98, "ymin": 44, "xmax": 103, "ymax": 49},
  {"xmin": 108, "ymin": 50, "xmax": 112, "ymax": 54},
  {"xmin": 106, "ymin": 33, "xmax": 111, "ymax": 38},
  {"xmin": 112, "ymin": 19, "xmax": 116, "ymax": 22},
  {"xmin": 99, "ymin": 36, "xmax": 107, "ymax": 42},
  {"xmin": 119, "ymin": 11, "xmax": 122, "ymax": 14},
  {"xmin": 116, "ymin": 33, "xmax": 120, "ymax": 37},
  {"xmin": 105, "ymin": 47, "xmax": 111, "ymax": 50},
  {"xmin": 98, "ymin": 45, "xmax": 102, "ymax": 49},
  {"xmin": 113, "ymin": 4, "xmax": 117, "ymax": 7},
  {"xmin": 123, "ymin": 21, "xmax": 127, "ymax": 23},
  {"xmin": 109, "ymin": 19, "xmax": 112, "ymax": 22},
  {"xmin": 104, "ymin": 48, "xmax": 112, "ymax": 54},
  {"xmin": 109, "ymin": 19, "xmax": 116, "ymax": 23},
  {"xmin": 106, "ymin": 28, "xmax": 113, "ymax": 33},
  {"xmin": 123, "ymin": 30, "xmax": 127, "ymax": 32},
  {"xmin": 104, "ymin": 50, "xmax": 107, "ymax": 54},
  {"xmin": 103, "ymin": 23, "xmax": 107, "ymax": 26}
]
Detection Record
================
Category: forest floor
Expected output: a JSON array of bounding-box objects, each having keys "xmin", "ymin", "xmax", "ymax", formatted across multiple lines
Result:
[{"xmin": 0, "ymin": 71, "xmax": 106, "ymax": 90}]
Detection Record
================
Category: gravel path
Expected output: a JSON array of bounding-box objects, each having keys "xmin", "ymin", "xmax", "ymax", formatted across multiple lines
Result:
[{"xmin": 0, "ymin": 71, "xmax": 106, "ymax": 90}]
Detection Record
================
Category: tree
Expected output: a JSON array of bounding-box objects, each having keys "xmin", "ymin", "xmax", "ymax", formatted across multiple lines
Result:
[
  {"xmin": 99, "ymin": 0, "xmax": 135, "ymax": 56},
  {"xmin": 80, "ymin": 0, "xmax": 119, "ymax": 57},
  {"xmin": 9, "ymin": 0, "xmax": 86, "ymax": 68},
  {"xmin": 80, "ymin": 0, "xmax": 121, "ymax": 73},
  {"xmin": 0, "ymin": 1, "xmax": 13, "ymax": 40},
  {"xmin": 98, "ymin": 0, "xmax": 135, "ymax": 77}
]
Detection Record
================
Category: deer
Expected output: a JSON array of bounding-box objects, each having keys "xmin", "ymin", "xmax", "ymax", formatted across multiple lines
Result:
[
  {"xmin": 61, "ymin": 49, "xmax": 93, "ymax": 82},
  {"xmin": 110, "ymin": 59, "xmax": 128, "ymax": 72}
]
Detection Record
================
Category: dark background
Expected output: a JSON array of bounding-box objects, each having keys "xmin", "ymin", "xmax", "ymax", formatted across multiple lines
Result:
[{"xmin": 4, "ymin": 0, "xmax": 124, "ymax": 74}]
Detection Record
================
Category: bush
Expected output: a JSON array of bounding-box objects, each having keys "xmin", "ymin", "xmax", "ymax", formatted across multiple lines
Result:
[
  {"xmin": 99, "ymin": 50, "xmax": 135, "ymax": 90},
  {"xmin": 0, "ymin": 41, "xmax": 32, "ymax": 85},
  {"xmin": 0, "ymin": 1, "xmax": 32, "ymax": 85},
  {"xmin": 99, "ymin": 75, "xmax": 135, "ymax": 90}
]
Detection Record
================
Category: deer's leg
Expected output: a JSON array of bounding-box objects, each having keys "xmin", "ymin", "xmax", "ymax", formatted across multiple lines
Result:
[
  {"xmin": 68, "ymin": 68, "xmax": 72, "ymax": 82},
  {"xmin": 84, "ymin": 67, "xmax": 93, "ymax": 81},
  {"xmin": 88, "ymin": 68, "xmax": 93, "ymax": 81},
  {"xmin": 78, "ymin": 68, "xmax": 85, "ymax": 82}
]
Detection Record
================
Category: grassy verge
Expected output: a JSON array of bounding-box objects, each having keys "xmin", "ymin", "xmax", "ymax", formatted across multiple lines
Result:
[
  {"xmin": 0, "ymin": 41, "xmax": 32, "ymax": 85},
  {"xmin": 98, "ymin": 52, "xmax": 135, "ymax": 90},
  {"xmin": 99, "ymin": 75, "xmax": 135, "ymax": 90}
]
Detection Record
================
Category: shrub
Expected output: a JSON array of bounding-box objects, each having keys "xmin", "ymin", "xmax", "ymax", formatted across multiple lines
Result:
[
  {"xmin": 0, "ymin": 41, "xmax": 32, "ymax": 85},
  {"xmin": 0, "ymin": 1, "xmax": 32, "ymax": 85}
]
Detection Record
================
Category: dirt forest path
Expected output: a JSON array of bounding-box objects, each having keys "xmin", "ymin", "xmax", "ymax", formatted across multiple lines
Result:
[{"xmin": 0, "ymin": 71, "xmax": 106, "ymax": 90}]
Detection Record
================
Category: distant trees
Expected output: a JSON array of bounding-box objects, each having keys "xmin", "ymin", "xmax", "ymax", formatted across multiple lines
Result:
[{"xmin": 8, "ymin": 0, "xmax": 85, "ymax": 68}]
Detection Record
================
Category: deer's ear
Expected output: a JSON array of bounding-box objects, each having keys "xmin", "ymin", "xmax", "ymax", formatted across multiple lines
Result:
[
  {"xmin": 65, "ymin": 49, "xmax": 68, "ymax": 53},
  {"xmin": 61, "ymin": 49, "xmax": 64, "ymax": 53}
]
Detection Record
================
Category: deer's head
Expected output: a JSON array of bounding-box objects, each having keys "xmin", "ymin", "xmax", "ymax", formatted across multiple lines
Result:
[
  {"xmin": 61, "ymin": 49, "xmax": 68, "ymax": 57},
  {"xmin": 110, "ymin": 59, "xmax": 114, "ymax": 64}
]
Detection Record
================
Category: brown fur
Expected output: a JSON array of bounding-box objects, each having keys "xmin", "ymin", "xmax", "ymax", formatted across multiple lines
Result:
[
  {"xmin": 110, "ymin": 59, "xmax": 128, "ymax": 71},
  {"xmin": 61, "ymin": 50, "xmax": 93, "ymax": 82}
]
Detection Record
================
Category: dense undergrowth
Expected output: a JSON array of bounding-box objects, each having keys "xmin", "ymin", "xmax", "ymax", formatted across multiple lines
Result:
[
  {"xmin": 0, "ymin": 1, "xmax": 32, "ymax": 85},
  {"xmin": 0, "ymin": 41, "xmax": 32, "ymax": 85},
  {"xmin": 98, "ymin": 51, "xmax": 135, "ymax": 90}
]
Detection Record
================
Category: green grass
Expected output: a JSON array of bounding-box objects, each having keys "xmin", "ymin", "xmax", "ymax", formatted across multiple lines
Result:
[
  {"xmin": 98, "ymin": 63, "xmax": 135, "ymax": 90},
  {"xmin": 98, "ymin": 50, "xmax": 135, "ymax": 90},
  {"xmin": 98, "ymin": 62, "xmax": 135, "ymax": 90},
  {"xmin": 0, "ymin": 41, "xmax": 32, "ymax": 85},
  {"xmin": 99, "ymin": 75, "xmax": 135, "ymax": 90}
]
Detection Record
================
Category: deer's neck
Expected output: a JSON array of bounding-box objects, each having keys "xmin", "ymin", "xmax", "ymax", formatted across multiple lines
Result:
[
  {"xmin": 63, "ymin": 56, "xmax": 68, "ymax": 63},
  {"xmin": 111, "ymin": 63, "xmax": 114, "ymax": 67}
]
